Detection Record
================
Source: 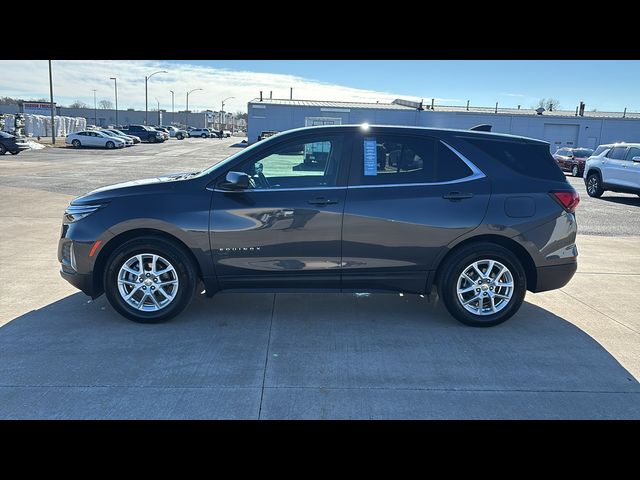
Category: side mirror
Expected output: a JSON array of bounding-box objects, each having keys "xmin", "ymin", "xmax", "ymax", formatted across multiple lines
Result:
[
  {"xmin": 632, "ymin": 156, "xmax": 640, "ymax": 163},
  {"xmin": 220, "ymin": 171, "xmax": 249, "ymax": 190}
]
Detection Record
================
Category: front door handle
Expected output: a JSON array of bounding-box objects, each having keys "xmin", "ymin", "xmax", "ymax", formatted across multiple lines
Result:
[
  {"xmin": 443, "ymin": 191, "xmax": 474, "ymax": 201},
  {"xmin": 308, "ymin": 197, "xmax": 338, "ymax": 206}
]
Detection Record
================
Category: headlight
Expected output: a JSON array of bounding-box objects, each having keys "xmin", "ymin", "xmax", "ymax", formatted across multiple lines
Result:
[{"xmin": 64, "ymin": 204, "xmax": 105, "ymax": 223}]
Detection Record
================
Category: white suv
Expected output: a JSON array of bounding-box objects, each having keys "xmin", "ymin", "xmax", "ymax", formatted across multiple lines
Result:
[
  {"xmin": 189, "ymin": 128, "xmax": 213, "ymax": 138},
  {"xmin": 584, "ymin": 143, "xmax": 640, "ymax": 198}
]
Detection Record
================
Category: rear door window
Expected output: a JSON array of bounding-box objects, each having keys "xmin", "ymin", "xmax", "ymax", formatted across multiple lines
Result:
[
  {"xmin": 626, "ymin": 147, "xmax": 640, "ymax": 161},
  {"xmin": 355, "ymin": 135, "xmax": 472, "ymax": 186},
  {"xmin": 608, "ymin": 147, "xmax": 628, "ymax": 160}
]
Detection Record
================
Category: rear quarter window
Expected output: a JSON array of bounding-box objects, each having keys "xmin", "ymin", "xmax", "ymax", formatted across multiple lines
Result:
[{"xmin": 464, "ymin": 138, "xmax": 566, "ymax": 181}]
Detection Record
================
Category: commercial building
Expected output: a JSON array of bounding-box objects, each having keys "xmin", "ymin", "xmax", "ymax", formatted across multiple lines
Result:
[{"xmin": 247, "ymin": 98, "xmax": 640, "ymax": 150}]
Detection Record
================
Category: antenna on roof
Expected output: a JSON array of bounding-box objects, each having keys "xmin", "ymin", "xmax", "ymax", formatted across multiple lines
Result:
[{"xmin": 470, "ymin": 124, "xmax": 492, "ymax": 132}]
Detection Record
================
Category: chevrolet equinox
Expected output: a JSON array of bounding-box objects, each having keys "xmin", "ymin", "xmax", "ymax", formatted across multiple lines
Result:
[{"xmin": 59, "ymin": 125, "xmax": 579, "ymax": 327}]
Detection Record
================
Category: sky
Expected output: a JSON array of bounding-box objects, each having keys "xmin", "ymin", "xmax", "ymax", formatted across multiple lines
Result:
[{"xmin": 1, "ymin": 60, "xmax": 639, "ymax": 114}]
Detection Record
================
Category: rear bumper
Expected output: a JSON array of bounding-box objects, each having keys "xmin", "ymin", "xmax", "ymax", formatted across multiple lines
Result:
[{"xmin": 532, "ymin": 262, "xmax": 577, "ymax": 293}]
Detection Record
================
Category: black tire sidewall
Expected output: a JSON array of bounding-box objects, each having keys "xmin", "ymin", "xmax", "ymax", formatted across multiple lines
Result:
[
  {"xmin": 72, "ymin": 140, "xmax": 81, "ymax": 147},
  {"xmin": 0, "ymin": 144, "xmax": 6, "ymax": 155},
  {"xmin": 106, "ymin": 141, "xmax": 114, "ymax": 149},
  {"xmin": 104, "ymin": 238, "xmax": 197, "ymax": 323},
  {"xmin": 572, "ymin": 165, "xmax": 578, "ymax": 177},
  {"xmin": 439, "ymin": 243, "xmax": 527, "ymax": 327}
]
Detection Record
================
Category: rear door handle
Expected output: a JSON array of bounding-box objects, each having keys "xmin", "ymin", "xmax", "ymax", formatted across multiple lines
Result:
[
  {"xmin": 308, "ymin": 197, "xmax": 338, "ymax": 206},
  {"xmin": 442, "ymin": 191, "xmax": 474, "ymax": 200}
]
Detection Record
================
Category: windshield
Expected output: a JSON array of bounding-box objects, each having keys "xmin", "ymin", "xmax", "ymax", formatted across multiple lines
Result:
[
  {"xmin": 196, "ymin": 140, "xmax": 268, "ymax": 178},
  {"xmin": 573, "ymin": 148, "xmax": 593, "ymax": 157}
]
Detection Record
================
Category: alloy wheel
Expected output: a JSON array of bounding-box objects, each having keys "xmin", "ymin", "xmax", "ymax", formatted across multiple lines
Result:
[
  {"xmin": 587, "ymin": 176, "xmax": 598, "ymax": 195},
  {"xmin": 456, "ymin": 259, "xmax": 514, "ymax": 316},
  {"xmin": 117, "ymin": 253, "xmax": 179, "ymax": 312}
]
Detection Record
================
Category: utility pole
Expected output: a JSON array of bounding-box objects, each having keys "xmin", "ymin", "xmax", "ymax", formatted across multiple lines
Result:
[
  {"xmin": 156, "ymin": 98, "xmax": 160, "ymax": 125},
  {"xmin": 92, "ymin": 89, "xmax": 97, "ymax": 126},
  {"xmin": 186, "ymin": 88, "xmax": 203, "ymax": 129},
  {"xmin": 110, "ymin": 77, "xmax": 118, "ymax": 127},
  {"xmin": 48, "ymin": 60, "xmax": 55, "ymax": 144},
  {"xmin": 170, "ymin": 90, "xmax": 174, "ymax": 125}
]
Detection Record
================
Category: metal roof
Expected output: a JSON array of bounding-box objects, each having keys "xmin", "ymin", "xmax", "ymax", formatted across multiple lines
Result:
[{"xmin": 248, "ymin": 98, "xmax": 640, "ymax": 120}]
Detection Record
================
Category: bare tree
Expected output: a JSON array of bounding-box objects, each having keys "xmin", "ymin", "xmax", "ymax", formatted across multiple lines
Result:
[
  {"xmin": 69, "ymin": 100, "xmax": 90, "ymax": 108},
  {"xmin": 536, "ymin": 98, "xmax": 561, "ymax": 111},
  {"xmin": 98, "ymin": 99, "xmax": 113, "ymax": 109},
  {"xmin": 234, "ymin": 111, "xmax": 248, "ymax": 121}
]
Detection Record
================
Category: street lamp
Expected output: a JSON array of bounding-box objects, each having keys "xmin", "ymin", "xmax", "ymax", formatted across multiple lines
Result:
[
  {"xmin": 109, "ymin": 77, "xmax": 118, "ymax": 127},
  {"xmin": 48, "ymin": 60, "xmax": 55, "ymax": 144},
  {"xmin": 169, "ymin": 90, "xmax": 174, "ymax": 125},
  {"xmin": 185, "ymin": 88, "xmax": 203, "ymax": 129},
  {"xmin": 221, "ymin": 96, "xmax": 234, "ymax": 132},
  {"xmin": 155, "ymin": 97, "xmax": 160, "ymax": 126},
  {"xmin": 92, "ymin": 89, "xmax": 97, "ymax": 126},
  {"xmin": 145, "ymin": 70, "xmax": 167, "ymax": 125}
]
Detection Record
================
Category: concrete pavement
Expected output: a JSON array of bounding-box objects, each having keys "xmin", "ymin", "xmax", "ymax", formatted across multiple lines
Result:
[{"xmin": 0, "ymin": 138, "xmax": 638, "ymax": 419}]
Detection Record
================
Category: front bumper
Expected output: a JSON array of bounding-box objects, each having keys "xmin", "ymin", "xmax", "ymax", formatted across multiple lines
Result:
[
  {"xmin": 532, "ymin": 261, "xmax": 577, "ymax": 293},
  {"xmin": 60, "ymin": 268, "xmax": 95, "ymax": 297}
]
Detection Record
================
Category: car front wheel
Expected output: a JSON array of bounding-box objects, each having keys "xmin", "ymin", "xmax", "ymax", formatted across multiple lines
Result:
[
  {"xmin": 106, "ymin": 141, "xmax": 115, "ymax": 149},
  {"xmin": 438, "ymin": 243, "xmax": 527, "ymax": 327},
  {"xmin": 586, "ymin": 172, "xmax": 604, "ymax": 198},
  {"xmin": 0, "ymin": 144, "xmax": 6, "ymax": 155},
  {"xmin": 103, "ymin": 237, "xmax": 198, "ymax": 323},
  {"xmin": 72, "ymin": 139, "xmax": 81, "ymax": 148},
  {"xmin": 571, "ymin": 165, "xmax": 579, "ymax": 177}
]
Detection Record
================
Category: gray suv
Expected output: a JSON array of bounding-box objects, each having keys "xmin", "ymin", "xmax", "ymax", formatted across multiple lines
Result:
[{"xmin": 58, "ymin": 125, "xmax": 579, "ymax": 327}]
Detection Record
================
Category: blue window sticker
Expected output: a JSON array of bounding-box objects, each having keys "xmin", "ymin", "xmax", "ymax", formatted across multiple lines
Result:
[{"xmin": 364, "ymin": 137, "xmax": 377, "ymax": 176}]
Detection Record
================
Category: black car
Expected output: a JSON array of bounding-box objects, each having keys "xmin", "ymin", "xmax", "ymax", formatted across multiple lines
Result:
[
  {"xmin": 0, "ymin": 131, "xmax": 30, "ymax": 155},
  {"xmin": 58, "ymin": 125, "xmax": 579, "ymax": 327}
]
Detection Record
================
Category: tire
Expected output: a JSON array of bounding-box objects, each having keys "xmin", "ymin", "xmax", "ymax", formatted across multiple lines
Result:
[
  {"xmin": 106, "ymin": 141, "xmax": 115, "ymax": 149},
  {"xmin": 201, "ymin": 133, "xmax": 207, "ymax": 138},
  {"xmin": 176, "ymin": 134, "xmax": 183, "ymax": 140},
  {"xmin": 72, "ymin": 139, "xmax": 81, "ymax": 148},
  {"xmin": 571, "ymin": 165, "xmax": 579, "ymax": 177},
  {"xmin": 10, "ymin": 151, "xmax": 19, "ymax": 155},
  {"xmin": 437, "ymin": 242, "xmax": 527, "ymax": 327},
  {"xmin": 586, "ymin": 172, "xmax": 604, "ymax": 198},
  {"xmin": 103, "ymin": 237, "xmax": 198, "ymax": 323},
  {"xmin": 148, "ymin": 135, "xmax": 156, "ymax": 143},
  {"xmin": 0, "ymin": 144, "xmax": 6, "ymax": 155}
]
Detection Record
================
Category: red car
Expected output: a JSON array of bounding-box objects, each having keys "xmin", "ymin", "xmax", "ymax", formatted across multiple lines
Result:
[{"xmin": 553, "ymin": 147, "xmax": 594, "ymax": 177}]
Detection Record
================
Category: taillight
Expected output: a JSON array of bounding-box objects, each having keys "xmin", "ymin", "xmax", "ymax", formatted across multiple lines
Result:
[{"xmin": 551, "ymin": 190, "xmax": 580, "ymax": 213}]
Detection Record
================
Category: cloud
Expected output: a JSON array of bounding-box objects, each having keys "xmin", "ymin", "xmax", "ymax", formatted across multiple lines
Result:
[
  {"xmin": 501, "ymin": 92, "xmax": 526, "ymax": 97},
  {"xmin": 0, "ymin": 60, "xmax": 443, "ymax": 113}
]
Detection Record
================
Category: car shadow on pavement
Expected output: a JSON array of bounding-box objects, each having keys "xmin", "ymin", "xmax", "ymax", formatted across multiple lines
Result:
[
  {"xmin": 598, "ymin": 195, "xmax": 640, "ymax": 206},
  {"xmin": 0, "ymin": 291, "xmax": 638, "ymax": 419}
]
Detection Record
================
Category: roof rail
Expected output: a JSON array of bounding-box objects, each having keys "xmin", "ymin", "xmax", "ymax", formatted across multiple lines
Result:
[{"xmin": 470, "ymin": 124, "xmax": 492, "ymax": 132}]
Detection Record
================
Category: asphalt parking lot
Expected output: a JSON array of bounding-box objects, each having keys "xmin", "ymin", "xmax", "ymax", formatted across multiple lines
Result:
[{"xmin": 0, "ymin": 138, "xmax": 639, "ymax": 419}]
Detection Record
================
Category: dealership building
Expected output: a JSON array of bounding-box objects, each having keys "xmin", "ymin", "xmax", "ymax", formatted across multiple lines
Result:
[{"xmin": 247, "ymin": 98, "xmax": 640, "ymax": 150}]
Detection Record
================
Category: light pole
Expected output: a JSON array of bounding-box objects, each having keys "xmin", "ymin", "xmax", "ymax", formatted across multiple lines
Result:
[
  {"xmin": 221, "ymin": 96, "xmax": 234, "ymax": 132},
  {"xmin": 185, "ymin": 88, "xmax": 203, "ymax": 129},
  {"xmin": 169, "ymin": 90, "xmax": 174, "ymax": 125},
  {"xmin": 155, "ymin": 97, "xmax": 160, "ymax": 126},
  {"xmin": 145, "ymin": 70, "xmax": 167, "ymax": 125},
  {"xmin": 48, "ymin": 60, "xmax": 55, "ymax": 144},
  {"xmin": 92, "ymin": 89, "xmax": 97, "ymax": 126},
  {"xmin": 109, "ymin": 77, "xmax": 118, "ymax": 127}
]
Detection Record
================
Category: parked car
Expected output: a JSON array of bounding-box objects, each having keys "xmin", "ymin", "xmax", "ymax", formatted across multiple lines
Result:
[
  {"xmin": 553, "ymin": 147, "xmax": 594, "ymax": 177},
  {"xmin": 584, "ymin": 143, "xmax": 640, "ymax": 198},
  {"xmin": 65, "ymin": 131, "xmax": 126, "ymax": 149},
  {"xmin": 119, "ymin": 125, "xmax": 166, "ymax": 143},
  {"xmin": 160, "ymin": 126, "xmax": 188, "ymax": 140},
  {"xmin": 0, "ymin": 131, "xmax": 30, "ymax": 155},
  {"xmin": 189, "ymin": 128, "xmax": 213, "ymax": 138},
  {"xmin": 222, "ymin": 130, "xmax": 232, "ymax": 138},
  {"xmin": 100, "ymin": 130, "xmax": 134, "ymax": 147},
  {"xmin": 258, "ymin": 130, "xmax": 278, "ymax": 141},
  {"xmin": 150, "ymin": 127, "xmax": 170, "ymax": 141},
  {"xmin": 58, "ymin": 125, "xmax": 579, "ymax": 327},
  {"xmin": 102, "ymin": 129, "xmax": 141, "ymax": 144}
]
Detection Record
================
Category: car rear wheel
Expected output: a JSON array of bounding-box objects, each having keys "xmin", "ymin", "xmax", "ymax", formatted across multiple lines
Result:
[
  {"xmin": 201, "ymin": 133, "xmax": 207, "ymax": 138},
  {"xmin": 571, "ymin": 165, "xmax": 579, "ymax": 177},
  {"xmin": 10, "ymin": 151, "xmax": 20, "ymax": 155},
  {"xmin": 148, "ymin": 135, "xmax": 156, "ymax": 143},
  {"xmin": 586, "ymin": 172, "xmax": 604, "ymax": 198},
  {"xmin": 0, "ymin": 144, "xmax": 6, "ymax": 155},
  {"xmin": 106, "ymin": 141, "xmax": 115, "ymax": 149},
  {"xmin": 72, "ymin": 139, "xmax": 81, "ymax": 148},
  {"xmin": 177, "ymin": 134, "xmax": 183, "ymax": 140},
  {"xmin": 104, "ymin": 237, "xmax": 198, "ymax": 323},
  {"xmin": 438, "ymin": 243, "xmax": 527, "ymax": 327}
]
